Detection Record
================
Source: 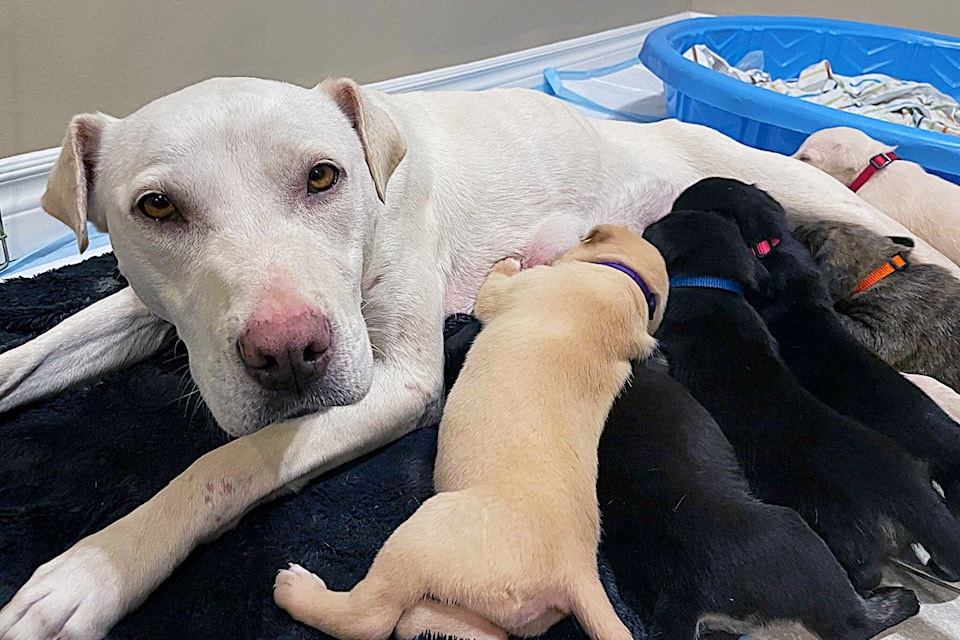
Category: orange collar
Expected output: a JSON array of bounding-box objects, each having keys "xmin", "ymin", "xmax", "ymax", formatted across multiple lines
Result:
[{"xmin": 853, "ymin": 253, "xmax": 909, "ymax": 294}]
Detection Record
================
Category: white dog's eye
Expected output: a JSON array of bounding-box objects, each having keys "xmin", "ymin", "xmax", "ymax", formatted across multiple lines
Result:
[
  {"xmin": 137, "ymin": 192, "xmax": 180, "ymax": 221},
  {"xmin": 307, "ymin": 162, "xmax": 339, "ymax": 193}
]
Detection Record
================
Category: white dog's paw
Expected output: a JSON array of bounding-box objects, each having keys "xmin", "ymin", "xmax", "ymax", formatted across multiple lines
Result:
[
  {"xmin": 0, "ymin": 547, "xmax": 124, "ymax": 640},
  {"xmin": 490, "ymin": 257, "xmax": 522, "ymax": 276},
  {"xmin": 274, "ymin": 563, "xmax": 328, "ymax": 615},
  {"xmin": 0, "ymin": 349, "xmax": 38, "ymax": 414}
]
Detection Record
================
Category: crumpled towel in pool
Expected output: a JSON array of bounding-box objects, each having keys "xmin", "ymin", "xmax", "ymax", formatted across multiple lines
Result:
[{"xmin": 684, "ymin": 43, "xmax": 960, "ymax": 136}]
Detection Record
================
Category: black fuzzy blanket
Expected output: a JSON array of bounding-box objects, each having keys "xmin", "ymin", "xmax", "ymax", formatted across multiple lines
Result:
[{"xmin": 0, "ymin": 255, "xmax": 646, "ymax": 640}]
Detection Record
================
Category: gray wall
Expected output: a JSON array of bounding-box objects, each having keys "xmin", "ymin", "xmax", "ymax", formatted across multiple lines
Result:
[
  {"xmin": 4, "ymin": 1, "xmax": 956, "ymax": 159},
  {"xmin": 0, "ymin": 0, "xmax": 686, "ymax": 158},
  {"xmin": 693, "ymin": 0, "xmax": 960, "ymax": 37}
]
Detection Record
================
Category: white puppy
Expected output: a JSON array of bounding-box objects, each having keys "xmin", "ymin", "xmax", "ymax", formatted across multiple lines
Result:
[
  {"xmin": 794, "ymin": 126, "xmax": 960, "ymax": 266},
  {"xmin": 1, "ymin": 78, "xmax": 958, "ymax": 640}
]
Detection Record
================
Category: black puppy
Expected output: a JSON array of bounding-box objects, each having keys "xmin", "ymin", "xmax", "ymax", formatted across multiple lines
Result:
[
  {"xmin": 443, "ymin": 315, "xmax": 919, "ymax": 639},
  {"xmin": 673, "ymin": 178, "xmax": 960, "ymax": 522},
  {"xmin": 599, "ymin": 359, "xmax": 917, "ymax": 640},
  {"xmin": 642, "ymin": 210, "xmax": 960, "ymax": 595}
]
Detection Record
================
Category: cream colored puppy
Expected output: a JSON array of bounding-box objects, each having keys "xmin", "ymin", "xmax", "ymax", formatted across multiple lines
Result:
[
  {"xmin": 794, "ymin": 127, "xmax": 960, "ymax": 266},
  {"xmin": 273, "ymin": 224, "xmax": 667, "ymax": 640}
]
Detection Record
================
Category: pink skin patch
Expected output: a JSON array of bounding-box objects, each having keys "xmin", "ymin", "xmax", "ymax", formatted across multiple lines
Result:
[
  {"xmin": 441, "ymin": 219, "xmax": 584, "ymax": 314},
  {"xmin": 522, "ymin": 241, "xmax": 561, "ymax": 268},
  {"xmin": 522, "ymin": 219, "xmax": 584, "ymax": 267}
]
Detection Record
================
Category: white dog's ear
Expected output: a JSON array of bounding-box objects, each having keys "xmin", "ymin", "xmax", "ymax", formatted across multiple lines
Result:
[
  {"xmin": 41, "ymin": 113, "xmax": 112, "ymax": 252},
  {"xmin": 319, "ymin": 78, "xmax": 406, "ymax": 203}
]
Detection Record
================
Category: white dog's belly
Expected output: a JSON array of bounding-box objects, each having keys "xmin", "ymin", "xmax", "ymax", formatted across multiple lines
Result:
[{"xmin": 440, "ymin": 175, "xmax": 679, "ymax": 315}]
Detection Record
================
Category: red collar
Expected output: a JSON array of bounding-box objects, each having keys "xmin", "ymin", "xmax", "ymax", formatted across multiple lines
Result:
[
  {"xmin": 853, "ymin": 253, "xmax": 909, "ymax": 294},
  {"xmin": 849, "ymin": 152, "xmax": 899, "ymax": 192}
]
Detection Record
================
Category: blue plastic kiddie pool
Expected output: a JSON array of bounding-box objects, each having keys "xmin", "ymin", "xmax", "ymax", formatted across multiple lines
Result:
[{"xmin": 639, "ymin": 16, "xmax": 960, "ymax": 184}]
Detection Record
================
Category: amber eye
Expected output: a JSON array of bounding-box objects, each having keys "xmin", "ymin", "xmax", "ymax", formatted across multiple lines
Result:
[
  {"xmin": 307, "ymin": 162, "xmax": 339, "ymax": 193},
  {"xmin": 137, "ymin": 193, "xmax": 179, "ymax": 221}
]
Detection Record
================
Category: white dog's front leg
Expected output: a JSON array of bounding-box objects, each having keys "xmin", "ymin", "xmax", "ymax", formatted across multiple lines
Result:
[
  {"xmin": 0, "ymin": 346, "xmax": 442, "ymax": 640},
  {"xmin": 0, "ymin": 288, "xmax": 173, "ymax": 414}
]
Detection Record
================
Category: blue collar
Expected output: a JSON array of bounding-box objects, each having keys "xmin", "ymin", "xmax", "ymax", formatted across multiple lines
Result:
[
  {"xmin": 669, "ymin": 275, "xmax": 744, "ymax": 296},
  {"xmin": 596, "ymin": 261, "xmax": 657, "ymax": 320}
]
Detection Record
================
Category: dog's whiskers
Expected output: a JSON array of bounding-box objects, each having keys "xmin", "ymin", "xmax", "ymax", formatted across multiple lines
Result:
[
  {"xmin": 188, "ymin": 393, "xmax": 209, "ymax": 424},
  {"xmin": 172, "ymin": 386, "xmax": 202, "ymax": 406},
  {"xmin": 672, "ymin": 495, "xmax": 686, "ymax": 512},
  {"xmin": 175, "ymin": 376, "xmax": 194, "ymax": 400},
  {"xmin": 179, "ymin": 387, "xmax": 201, "ymax": 401},
  {"xmin": 163, "ymin": 337, "xmax": 188, "ymax": 364}
]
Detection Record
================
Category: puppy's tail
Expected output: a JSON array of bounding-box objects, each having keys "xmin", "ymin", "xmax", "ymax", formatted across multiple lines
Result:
[
  {"xmin": 855, "ymin": 587, "xmax": 919, "ymax": 640},
  {"xmin": 568, "ymin": 575, "xmax": 634, "ymax": 640}
]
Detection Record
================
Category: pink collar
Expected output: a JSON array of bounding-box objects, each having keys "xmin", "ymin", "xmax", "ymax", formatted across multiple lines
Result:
[
  {"xmin": 752, "ymin": 237, "xmax": 780, "ymax": 257},
  {"xmin": 849, "ymin": 151, "xmax": 899, "ymax": 192}
]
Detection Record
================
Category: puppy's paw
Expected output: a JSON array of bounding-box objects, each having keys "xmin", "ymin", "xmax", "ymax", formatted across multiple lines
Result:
[
  {"xmin": 491, "ymin": 257, "xmax": 522, "ymax": 277},
  {"xmin": 274, "ymin": 564, "xmax": 328, "ymax": 616}
]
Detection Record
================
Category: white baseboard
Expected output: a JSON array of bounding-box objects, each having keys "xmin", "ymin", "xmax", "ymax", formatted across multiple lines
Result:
[
  {"xmin": 0, "ymin": 11, "xmax": 705, "ymax": 278},
  {"xmin": 0, "ymin": 147, "xmax": 64, "ymax": 265}
]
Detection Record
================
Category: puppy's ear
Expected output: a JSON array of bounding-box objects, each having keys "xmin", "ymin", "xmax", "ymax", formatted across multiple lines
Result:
[
  {"xmin": 41, "ymin": 113, "xmax": 112, "ymax": 252},
  {"xmin": 887, "ymin": 235, "xmax": 916, "ymax": 248},
  {"xmin": 580, "ymin": 224, "xmax": 613, "ymax": 244},
  {"xmin": 740, "ymin": 248, "xmax": 769, "ymax": 296},
  {"xmin": 319, "ymin": 77, "xmax": 407, "ymax": 204},
  {"xmin": 793, "ymin": 147, "xmax": 823, "ymax": 164}
]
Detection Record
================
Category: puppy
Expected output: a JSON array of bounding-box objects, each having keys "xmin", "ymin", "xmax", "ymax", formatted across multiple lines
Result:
[
  {"xmin": 642, "ymin": 209, "xmax": 960, "ymax": 596},
  {"xmin": 792, "ymin": 219, "xmax": 960, "ymax": 392},
  {"xmin": 441, "ymin": 321, "xmax": 919, "ymax": 640},
  {"xmin": 673, "ymin": 178, "xmax": 960, "ymax": 522},
  {"xmin": 273, "ymin": 224, "xmax": 668, "ymax": 640},
  {"xmin": 598, "ymin": 359, "xmax": 918, "ymax": 640},
  {"xmin": 794, "ymin": 126, "xmax": 960, "ymax": 266}
]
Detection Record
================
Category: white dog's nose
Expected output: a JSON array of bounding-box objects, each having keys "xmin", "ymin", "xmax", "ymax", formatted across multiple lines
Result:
[{"xmin": 237, "ymin": 306, "xmax": 331, "ymax": 393}]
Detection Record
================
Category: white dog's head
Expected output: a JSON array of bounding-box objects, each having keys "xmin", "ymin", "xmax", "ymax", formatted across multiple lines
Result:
[
  {"xmin": 793, "ymin": 126, "xmax": 894, "ymax": 187},
  {"xmin": 41, "ymin": 77, "xmax": 407, "ymax": 436}
]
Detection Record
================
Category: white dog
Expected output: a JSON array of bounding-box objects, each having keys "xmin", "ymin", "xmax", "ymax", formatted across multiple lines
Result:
[
  {"xmin": 794, "ymin": 126, "xmax": 960, "ymax": 267},
  {"xmin": 1, "ymin": 77, "xmax": 958, "ymax": 640}
]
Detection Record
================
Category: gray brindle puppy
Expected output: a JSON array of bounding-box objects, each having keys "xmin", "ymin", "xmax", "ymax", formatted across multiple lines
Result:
[{"xmin": 794, "ymin": 220, "xmax": 960, "ymax": 391}]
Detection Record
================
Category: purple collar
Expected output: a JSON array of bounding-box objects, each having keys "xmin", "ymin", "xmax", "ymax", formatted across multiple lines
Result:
[{"xmin": 595, "ymin": 261, "xmax": 657, "ymax": 320}]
